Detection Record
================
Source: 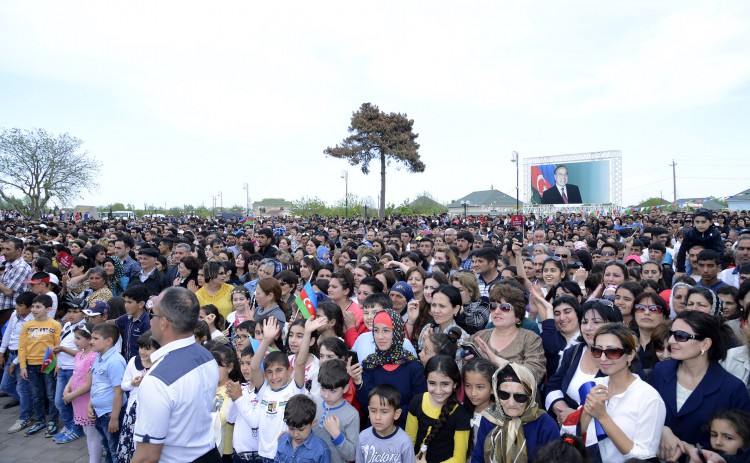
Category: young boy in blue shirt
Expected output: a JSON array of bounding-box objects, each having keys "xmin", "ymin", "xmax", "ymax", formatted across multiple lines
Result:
[
  {"xmin": 114, "ymin": 285, "xmax": 150, "ymax": 362},
  {"xmin": 275, "ymin": 394, "xmax": 330, "ymax": 463},
  {"xmin": 87, "ymin": 323, "xmax": 126, "ymax": 463}
]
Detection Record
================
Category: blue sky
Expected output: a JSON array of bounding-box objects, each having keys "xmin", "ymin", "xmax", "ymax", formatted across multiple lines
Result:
[{"xmin": 1, "ymin": 1, "xmax": 749, "ymax": 211}]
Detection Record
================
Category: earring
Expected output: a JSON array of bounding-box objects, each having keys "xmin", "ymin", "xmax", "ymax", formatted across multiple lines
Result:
[
  {"xmin": 700, "ymin": 349, "xmax": 705, "ymax": 356},
  {"xmin": 627, "ymin": 360, "xmax": 631, "ymax": 367}
]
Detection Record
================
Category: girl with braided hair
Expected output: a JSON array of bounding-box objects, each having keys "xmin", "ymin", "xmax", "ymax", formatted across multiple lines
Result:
[{"xmin": 406, "ymin": 355, "xmax": 471, "ymax": 463}]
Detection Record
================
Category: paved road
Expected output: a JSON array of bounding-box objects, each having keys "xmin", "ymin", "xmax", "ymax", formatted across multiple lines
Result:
[{"xmin": 0, "ymin": 394, "xmax": 90, "ymax": 463}]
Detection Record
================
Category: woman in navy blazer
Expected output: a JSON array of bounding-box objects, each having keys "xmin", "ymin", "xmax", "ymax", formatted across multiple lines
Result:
[{"xmin": 650, "ymin": 311, "xmax": 750, "ymax": 461}]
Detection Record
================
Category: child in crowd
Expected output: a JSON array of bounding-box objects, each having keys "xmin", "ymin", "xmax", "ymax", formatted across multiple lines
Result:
[
  {"xmin": 233, "ymin": 319, "xmax": 260, "ymax": 355},
  {"xmin": 297, "ymin": 317, "xmax": 359, "ymax": 463},
  {"xmin": 87, "ymin": 323, "xmax": 126, "ymax": 463},
  {"xmin": 249, "ymin": 317, "xmax": 307, "ymax": 462},
  {"xmin": 18, "ymin": 294, "xmax": 61, "ymax": 437},
  {"xmin": 52, "ymin": 298, "xmax": 88, "ymax": 443},
  {"xmin": 114, "ymin": 285, "xmax": 150, "ymax": 362},
  {"xmin": 116, "ymin": 330, "xmax": 159, "ymax": 463},
  {"xmin": 1, "ymin": 292, "xmax": 35, "ymax": 434},
  {"xmin": 62, "ymin": 323, "xmax": 101, "ymax": 463},
  {"xmin": 707, "ymin": 409, "xmax": 750, "ymax": 456},
  {"xmin": 227, "ymin": 286, "xmax": 254, "ymax": 337},
  {"xmin": 356, "ymin": 385, "xmax": 415, "ymax": 463},
  {"xmin": 195, "ymin": 320, "xmax": 210, "ymax": 345},
  {"xmin": 83, "ymin": 301, "xmax": 123, "ymax": 353},
  {"xmin": 227, "ymin": 345, "xmax": 261, "ymax": 463},
  {"xmin": 287, "ymin": 317, "xmax": 320, "ymax": 395},
  {"xmin": 351, "ymin": 294, "xmax": 418, "ymax": 363},
  {"xmin": 319, "ymin": 337, "xmax": 360, "ymax": 412},
  {"xmin": 211, "ymin": 343, "xmax": 242, "ymax": 463},
  {"xmin": 461, "ymin": 358, "xmax": 496, "ymax": 446},
  {"xmin": 27, "ymin": 271, "xmax": 59, "ymax": 317},
  {"xmin": 675, "ymin": 208, "xmax": 724, "ymax": 276},
  {"xmin": 406, "ymin": 355, "xmax": 470, "ymax": 463},
  {"xmin": 275, "ymin": 394, "xmax": 330, "ymax": 463},
  {"xmin": 201, "ymin": 304, "xmax": 229, "ymax": 343}
]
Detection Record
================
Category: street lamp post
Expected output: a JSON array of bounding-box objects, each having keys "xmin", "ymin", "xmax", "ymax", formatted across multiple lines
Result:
[
  {"xmin": 341, "ymin": 170, "xmax": 349, "ymax": 219},
  {"xmin": 461, "ymin": 200, "xmax": 469, "ymax": 219},
  {"xmin": 218, "ymin": 191, "xmax": 223, "ymax": 213},
  {"xmin": 242, "ymin": 183, "xmax": 249, "ymax": 216},
  {"xmin": 511, "ymin": 151, "xmax": 520, "ymax": 214}
]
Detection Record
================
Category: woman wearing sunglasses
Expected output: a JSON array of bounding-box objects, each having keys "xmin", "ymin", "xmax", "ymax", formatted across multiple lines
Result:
[
  {"xmin": 632, "ymin": 293, "xmax": 670, "ymax": 375},
  {"xmin": 470, "ymin": 363, "xmax": 558, "ymax": 463},
  {"xmin": 651, "ymin": 311, "xmax": 750, "ymax": 461},
  {"xmin": 545, "ymin": 299, "xmax": 623, "ymax": 425},
  {"xmin": 580, "ymin": 323, "xmax": 666, "ymax": 462},
  {"xmin": 470, "ymin": 283, "xmax": 546, "ymax": 385}
]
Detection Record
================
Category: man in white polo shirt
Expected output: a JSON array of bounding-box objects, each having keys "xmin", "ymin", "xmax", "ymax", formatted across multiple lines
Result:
[{"xmin": 131, "ymin": 287, "xmax": 220, "ymax": 463}]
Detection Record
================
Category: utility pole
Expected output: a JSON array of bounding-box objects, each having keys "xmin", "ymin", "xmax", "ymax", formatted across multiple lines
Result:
[{"xmin": 671, "ymin": 160, "xmax": 677, "ymax": 203}]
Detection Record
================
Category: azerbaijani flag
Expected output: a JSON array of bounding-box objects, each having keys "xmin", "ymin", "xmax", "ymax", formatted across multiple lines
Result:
[
  {"xmin": 241, "ymin": 216, "xmax": 255, "ymax": 227},
  {"xmin": 295, "ymin": 281, "xmax": 318, "ymax": 320},
  {"xmin": 530, "ymin": 164, "xmax": 557, "ymax": 204},
  {"xmin": 41, "ymin": 347, "xmax": 56, "ymax": 374}
]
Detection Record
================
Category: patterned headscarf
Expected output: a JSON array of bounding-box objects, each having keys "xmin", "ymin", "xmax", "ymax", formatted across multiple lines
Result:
[
  {"xmin": 669, "ymin": 282, "xmax": 693, "ymax": 319},
  {"xmin": 362, "ymin": 309, "xmax": 417, "ymax": 370},
  {"xmin": 686, "ymin": 286, "xmax": 723, "ymax": 317},
  {"xmin": 482, "ymin": 363, "xmax": 545, "ymax": 463}
]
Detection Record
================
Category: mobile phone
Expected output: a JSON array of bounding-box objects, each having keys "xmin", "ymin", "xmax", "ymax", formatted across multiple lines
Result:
[
  {"xmin": 347, "ymin": 351, "xmax": 359, "ymax": 365},
  {"xmin": 514, "ymin": 231, "xmax": 524, "ymax": 242}
]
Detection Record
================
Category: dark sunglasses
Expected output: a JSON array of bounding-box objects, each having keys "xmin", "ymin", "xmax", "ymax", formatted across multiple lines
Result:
[
  {"xmin": 489, "ymin": 302, "xmax": 514, "ymax": 312},
  {"xmin": 554, "ymin": 253, "xmax": 570, "ymax": 258},
  {"xmin": 669, "ymin": 330, "xmax": 705, "ymax": 343},
  {"xmin": 590, "ymin": 346, "xmax": 627, "ymax": 359},
  {"xmin": 601, "ymin": 251, "xmax": 616, "ymax": 257},
  {"xmin": 634, "ymin": 304, "xmax": 662, "ymax": 314},
  {"xmin": 593, "ymin": 298, "xmax": 615, "ymax": 308},
  {"xmin": 497, "ymin": 390, "xmax": 530, "ymax": 403}
]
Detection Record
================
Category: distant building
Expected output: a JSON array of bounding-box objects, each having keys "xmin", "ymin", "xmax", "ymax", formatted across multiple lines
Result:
[
  {"xmin": 727, "ymin": 189, "xmax": 750, "ymax": 211},
  {"xmin": 252, "ymin": 198, "xmax": 293, "ymax": 217},
  {"xmin": 447, "ymin": 189, "xmax": 521, "ymax": 216}
]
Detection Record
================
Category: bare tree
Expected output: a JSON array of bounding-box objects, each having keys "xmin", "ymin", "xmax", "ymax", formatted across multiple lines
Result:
[{"xmin": 0, "ymin": 128, "xmax": 101, "ymax": 217}]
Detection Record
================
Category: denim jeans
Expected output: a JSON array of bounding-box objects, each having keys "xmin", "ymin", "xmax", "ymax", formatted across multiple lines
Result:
[
  {"xmin": 26, "ymin": 365, "xmax": 58, "ymax": 423},
  {"xmin": 54, "ymin": 368, "xmax": 80, "ymax": 433},
  {"xmin": 95, "ymin": 412, "xmax": 121, "ymax": 463},
  {"xmin": 1, "ymin": 353, "xmax": 32, "ymax": 421}
]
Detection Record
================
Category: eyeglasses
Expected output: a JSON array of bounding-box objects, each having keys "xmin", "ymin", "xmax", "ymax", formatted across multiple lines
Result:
[
  {"xmin": 234, "ymin": 334, "xmax": 250, "ymax": 341},
  {"xmin": 497, "ymin": 390, "xmax": 530, "ymax": 403},
  {"xmin": 554, "ymin": 254, "xmax": 570, "ymax": 259},
  {"xmin": 669, "ymin": 330, "xmax": 706, "ymax": 343},
  {"xmin": 489, "ymin": 302, "xmax": 514, "ymax": 312},
  {"xmin": 590, "ymin": 346, "xmax": 627, "ymax": 359},
  {"xmin": 601, "ymin": 251, "xmax": 616, "ymax": 257},
  {"xmin": 152, "ymin": 312, "xmax": 171, "ymax": 322},
  {"xmin": 593, "ymin": 298, "xmax": 614, "ymax": 308},
  {"xmin": 634, "ymin": 304, "xmax": 662, "ymax": 314}
]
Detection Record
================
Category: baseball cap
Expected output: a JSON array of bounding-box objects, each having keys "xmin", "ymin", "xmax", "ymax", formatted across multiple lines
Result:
[{"xmin": 83, "ymin": 301, "xmax": 110, "ymax": 316}]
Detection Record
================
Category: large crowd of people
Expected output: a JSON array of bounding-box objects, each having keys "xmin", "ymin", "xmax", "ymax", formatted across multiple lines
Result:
[{"xmin": 2, "ymin": 206, "xmax": 750, "ymax": 463}]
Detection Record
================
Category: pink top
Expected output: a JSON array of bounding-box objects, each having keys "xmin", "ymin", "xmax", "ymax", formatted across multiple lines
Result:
[{"xmin": 72, "ymin": 350, "xmax": 98, "ymax": 426}]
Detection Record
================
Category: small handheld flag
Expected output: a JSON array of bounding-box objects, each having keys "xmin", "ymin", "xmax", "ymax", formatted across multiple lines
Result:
[
  {"xmin": 240, "ymin": 216, "xmax": 255, "ymax": 228},
  {"xmin": 295, "ymin": 281, "xmax": 318, "ymax": 320},
  {"xmin": 41, "ymin": 347, "xmax": 56, "ymax": 374}
]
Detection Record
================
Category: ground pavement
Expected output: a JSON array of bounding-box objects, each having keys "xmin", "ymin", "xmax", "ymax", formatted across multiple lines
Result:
[{"xmin": 0, "ymin": 394, "xmax": 90, "ymax": 463}]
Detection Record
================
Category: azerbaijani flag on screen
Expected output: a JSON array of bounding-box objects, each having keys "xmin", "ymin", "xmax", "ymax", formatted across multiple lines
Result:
[
  {"xmin": 41, "ymin": 347, "xmax": 56, "ymax": 374},
  {"xmin": 241, "ymin": 216, "xmax": 255, "ymax": 227},
  {"xmin": 530, "ymin": 164, "xmax": 557, "ymax": 204},
  {"xmin": 295, "ymin": 281, "xmax": 318, "ymax": 319}
]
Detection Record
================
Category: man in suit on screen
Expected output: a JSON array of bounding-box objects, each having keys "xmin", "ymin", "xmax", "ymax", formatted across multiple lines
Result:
[{"xmin": 542, "ymin": 165, "xmax": 583, "ymax": 204}]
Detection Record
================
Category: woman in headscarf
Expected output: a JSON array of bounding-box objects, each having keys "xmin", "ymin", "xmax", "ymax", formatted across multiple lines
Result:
[
  {"xmin": 470, "ymin": 363, "xmax": 558, "ymax": 463},
  {"xmin": 102, "ymin": 256, "xmax": 128, "ymax": 296},
  {"xmin": 350, "ymin": 308, "xmax": 427, "ymax": 429}
]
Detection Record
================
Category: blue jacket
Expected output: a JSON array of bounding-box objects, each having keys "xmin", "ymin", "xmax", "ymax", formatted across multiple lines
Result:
[
  {"xmin": 540, "ymin": 319, "xmax": 572, "ymax": 381},
  {"xmin": 470, "ymin": 414, "xmax": 559, "ymax": 463},
  {"xmin": 356, "ymin": 361, "xmax": 426, "ymax": 429},
  {"xmin": 650, "ymin": 359, "xmax": 750, "ymax": 448}
]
